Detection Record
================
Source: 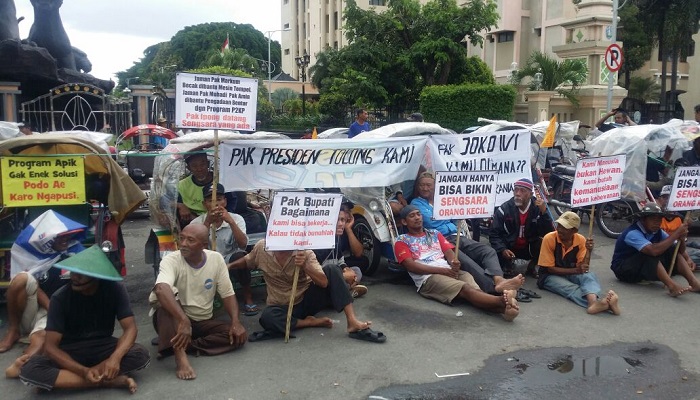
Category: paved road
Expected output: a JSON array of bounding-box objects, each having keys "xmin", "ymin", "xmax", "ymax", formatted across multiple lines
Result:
[{"xmin": 1, "ymin": 216, "xmax": 700, "ymax": 399}]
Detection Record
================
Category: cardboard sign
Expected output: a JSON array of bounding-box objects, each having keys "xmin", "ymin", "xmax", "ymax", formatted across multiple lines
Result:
[
  {"xmin": 667, "ymin": 166, "xmax": 700, "ymax": 211},
  {"xmin": 175, "ymin": 72, "xmax": 258, "ymax": 131},
  {"xmin": 265, "ymin": 192, "xmax": 343, "ymax": 250},
  {"xmin": 1, "ymin": 156, "xmax": 86, "ymax": 207},
  {"xmin": 570, "ymin": 154, "xmax": 626, "ymax": 207},
  {"xmin": 433, "ymin": 171, "xmax": 498, "ymax": 220}
]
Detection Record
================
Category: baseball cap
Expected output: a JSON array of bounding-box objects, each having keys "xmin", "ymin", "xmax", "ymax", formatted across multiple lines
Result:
[
  {"xmin": 202, "ymin": 183, "xmax": 225, "ymax": 198},
  {"xmin": 660, "ymin": 185, "xmax": 672, "ymax": 197},
  {"xmin": 556, "ymin": 211, "xmax": 581, "ymax": 230}
]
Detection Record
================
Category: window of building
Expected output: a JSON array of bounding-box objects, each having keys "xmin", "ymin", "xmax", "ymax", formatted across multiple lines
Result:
[
  {"xmin": 334, "ymin": 41, "xmax": 338, "ymax": 49},
  {"xmin": 334, "ymin": 11, "xmax": 338, "ymax": 30},
  {"xmin": 369, "ymin": 0, "xmax": 386, "ymax": 5},
  {"xmin": 284, "ymin": 23, "xmax": 290, "ymax": 29},
  {"xmin": 283, "ymin": 0, "xmax": 288, "ymax": 3},
  {"xmin": 326, "ymin": 14, "xmax": 329, "ymax": 33},
  {"xmin": 498, "ymin": 32, "xmax": 514, "ymax": 43},
  {"xmin": 284, "ymin": 49, "xmax": 290, "ymax": 55}
]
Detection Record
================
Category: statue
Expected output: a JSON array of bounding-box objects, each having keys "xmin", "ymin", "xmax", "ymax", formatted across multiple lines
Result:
[
  {"xmin": 0, "ymin": 0, "xmax": 20, "ymax": 41},
  {"xmin": 28, "ymin": 0, "xmax": 76, "ymax": 70}
]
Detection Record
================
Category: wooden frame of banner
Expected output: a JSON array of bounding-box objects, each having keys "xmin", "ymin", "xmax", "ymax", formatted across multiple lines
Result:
[
  {"xmin": 667, "ymin": 211, "xmax": 691, "ymax": 276},
  {"xmin": 582, "ymin": 205, "xmax": 595, "ymax": 269},
  {"xmin": 210, "ymin": 129, "xmax": 220, "ymax": 251},
  {"xmin": 285, "ymin": 257, "xmax": 300, "ymax": 343}
]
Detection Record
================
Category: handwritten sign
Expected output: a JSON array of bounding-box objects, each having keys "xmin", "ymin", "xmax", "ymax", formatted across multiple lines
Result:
[
  {"xmin": 667, "ymin": 166, "xmax": 700, "ymax": 211},
  {"xmin": 433, "ymin": 171, "xmax": 498, "ymax": 220},
  {"xmin": 175, "ymin": 72, "xmax": 258, "ymax": 131},
  {"xmin": 265, "ymin": 192, "xmax": 343, "ymax": 250},
  {"xmin": 429, "ymin": 130, "xmax": 532, "ymax": 205},
  {"xmin": 1, "ymin": 156, "xmax": 86, "ymax": 207},
  {"xmin": 570, "ymin": 154, "xmax": 626, "ymax": 207},
  {"xmin": 219, "ymin": 137, "xmax": 425, "ymax": 190}
]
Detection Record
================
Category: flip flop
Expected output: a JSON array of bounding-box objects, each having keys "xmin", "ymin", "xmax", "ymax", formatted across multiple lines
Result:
[
  {"xmin": 243, "ymin": 304, "xmax": 260, "ymax": 316},
  {"xmin": 348, "ymin": 328, "xmax": 387, "ymax": 343},
  {"xmin": 515, "ymin": 289, "xmax": 532, "ymax": 303},
  {"xmin": 248, "ymin": 330, "xmax": 294, "ymax": 342},
  {"xmin": 519, "ymin": 288, "xmax": 541, "ymax": 299}
]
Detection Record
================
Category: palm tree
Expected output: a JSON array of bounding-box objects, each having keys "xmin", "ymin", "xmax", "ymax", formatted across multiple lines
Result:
[
  {"xmin": 627, "ymin": 76, "xmax": 661, "ymax": 102},
  {"xmin": 202, "ymin": 48, "xmax": 262, "ymax": 77},
  {"xmin": 271, "ymin": 88, "xmax": 299, "ymax": 111},
  {"xmin": 513, "ymin": 51, "xmax": 588, "ymax": 105}
]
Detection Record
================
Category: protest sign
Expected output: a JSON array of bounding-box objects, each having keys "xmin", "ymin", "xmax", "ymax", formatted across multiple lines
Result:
[
  {"xmin": 1, "ymin": 156, "xmax": 85, "ymax": 207},
  {"xmin": 570, "ymin": 154, "xmax": 626, "ymax": 208},
  {"xmin": 429, "ymin": 130, "xmax": 532, "ymax": 205},
  {"xmin": 667, "ymin": 166, "xmax": 700, "ymax": 211},
  {"xmin": 175, "ymin": 72, "xmax": 258, "ymax": 131},
  {"xmin": 433, "ymin": 171, "xmax": 498, "ymax": 220},
  {"xmin": 265, "ymin": 192, "xmax": 343, "ymax": 250},
  {"xmin": 219, "ymin": 137, "xmax": 425, "ymax": 190}
]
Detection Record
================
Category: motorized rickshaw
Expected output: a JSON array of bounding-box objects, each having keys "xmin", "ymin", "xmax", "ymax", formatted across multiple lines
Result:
[{"xmin": 0, "ymin": 133, "xmax": 146, "ymax": 300}]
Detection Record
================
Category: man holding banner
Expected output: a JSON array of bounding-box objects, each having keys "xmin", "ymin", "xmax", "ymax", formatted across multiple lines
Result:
[
  {"xmin": 410, "ymin": 173, "xmax": 524, "ymax": 295},
  {"xmin": 490, "ymin": 178, "xmax": 553, "ymax": 279},
  {"xmin": 610, "ymin": 203, "xmax": 700, "ymax": 297}
]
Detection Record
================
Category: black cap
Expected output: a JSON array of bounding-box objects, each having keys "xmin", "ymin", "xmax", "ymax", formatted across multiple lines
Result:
[
  {"xmin": 407, "ymin": 112, "xmax": 424, "ymax": 122},
  {"xmin": 203, "ymin": 183, "xmax": 225, "ymax": 198},
  {"xmin": 184, "ymin": 152, "xmax": 207, "ymax": 164}
]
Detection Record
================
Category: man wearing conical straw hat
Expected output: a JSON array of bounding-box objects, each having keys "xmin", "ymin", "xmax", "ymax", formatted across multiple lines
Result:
[{"xmin": 18, "ymin": 246, "xmax": 150, "ymax": 393}]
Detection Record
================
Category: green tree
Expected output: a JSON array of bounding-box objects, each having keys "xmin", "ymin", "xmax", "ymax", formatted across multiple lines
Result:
[
  {"xmin": 513, "ymin": 51, "xmax": 588, "ymax": 105},
  {"xmin": 202, "ymin": 48, "xmax": 264, "ymax": 78},
  {"xmin": 271, "ymin": 88, "xmax": 299, "ymax": 110},
  {"xmin": 618, "ymin": 3, "xmax": 653, "ymax": 88},
  {"xmin": 627, "ymin": 76, "xmax": 661, "ymax": 102}
]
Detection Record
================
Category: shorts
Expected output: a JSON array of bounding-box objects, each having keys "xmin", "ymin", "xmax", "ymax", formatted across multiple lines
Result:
[
  {"xmin": 419, "ymin": 271, "xmax": 479, "ymax": 304},
  {"xmin": 612, "ymin": 249, "xmax": 675, "ymax": 283},
  {"xmin": 15, "ymin": 272, "xmax": 48, "ymax": 336}
]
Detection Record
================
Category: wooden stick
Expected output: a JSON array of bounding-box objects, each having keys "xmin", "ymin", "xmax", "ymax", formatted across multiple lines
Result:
[
  {"xmin": 668, "ymin": 211, "xmax": 691, "ymax": 276},
  {"xmin": 581, "ymin": 205, "xmax": 595, "ymax": 271},
  {"xmin": 210, "ymin": 129, "xmax": 220, "ymax": 251},
  {"xmin": 454, "ymin": 220, "xmax": 462, "ymax": 252},
  {"xmin": 285, "ymin": 251, "xmax": 300, "ymax": 343}
]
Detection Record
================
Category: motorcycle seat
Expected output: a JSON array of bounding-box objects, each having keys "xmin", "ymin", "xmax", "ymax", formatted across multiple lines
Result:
[{"xmin": 554, "ymin": 164, "xmax": 577, "ymax": 176}]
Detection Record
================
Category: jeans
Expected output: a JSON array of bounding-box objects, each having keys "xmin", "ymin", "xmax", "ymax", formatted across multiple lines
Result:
[{"xmin": 541, "ymin": 272, "xmax": 602, "ymax": 309}]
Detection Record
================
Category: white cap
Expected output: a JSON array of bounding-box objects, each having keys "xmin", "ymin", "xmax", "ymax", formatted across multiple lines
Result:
[{"xmin": 660, "ymin": 185, "xmax": 672, "ymax": 196}]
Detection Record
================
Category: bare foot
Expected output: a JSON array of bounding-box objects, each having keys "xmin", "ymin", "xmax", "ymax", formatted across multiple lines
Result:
[
  {"xmin": 303, "ymin": 316, "xmax": 334, "ymax": 328},
  {"xmin": 587, "ymin": 298, "xmax": 610, "ymax": 314},
  {"xmin": 606, "ymin": 290, "xmax": 621, "ymax": 315},
  {"xmin": 102, "ymin": 375, "xmax": 138, "ymax": 393},
  {"xmin": 174, "ymin": 351, "xmax": 196, "ymax": 380},
  {"xmin": 5, "ymin": 354, "xmax": 30, "ymax": 379},
  {"xmin": 0, "ymin": 330, "xmax": 20, "ymax": 353},
  {"xmin": 494, "ymin": 274, "xmax": 525, "ymax": 293},
  {"xmin": 668, "ymin": 283, "xmax": 691, "ymax": 297},
  {"xmin": 502, "ymin": 290, "xmax": 519, "ymax": 322},
  {"xmin": 347, "ymin": 320, "xmax": 372, "ymax": 333}
]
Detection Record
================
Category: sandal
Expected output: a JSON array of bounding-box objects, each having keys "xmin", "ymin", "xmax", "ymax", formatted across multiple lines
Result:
[
  {"xmin": 348, "ymin": 328, "xmax": 387, "ymax": 343},
  {"xmin": 243, "ymin": 304, "xmax": 260, "ymax": 316},
  {"xmin": 350, "ymin": 285, "xmax": 368, "ymax": 298},
  {"xmin": 248, "ymin": 330, "xmax": 294, "ymax": 342},
  {"xmin": 515, "ymin": 289, "xmax": 532, "ymax": 303},
  {"xmin": 519, "ymin": 288, "xmax": 541, "ymax": 299}
]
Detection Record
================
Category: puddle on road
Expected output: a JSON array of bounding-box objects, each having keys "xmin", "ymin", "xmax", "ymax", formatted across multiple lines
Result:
[{"xmin": 506, "ymin": 355, "xmax": 642, "ymax": 388}]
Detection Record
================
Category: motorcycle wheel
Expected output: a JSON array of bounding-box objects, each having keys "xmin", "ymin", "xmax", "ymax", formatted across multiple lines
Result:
[
  {"xmin": 552, "ymin": 182, "xmax": 571, "ymax": 216},
  {"xmin": 352, "ymin": 216, "xmax": 381, "ymax": 276},
  {"xmin": 595, "ymin": 200, "xmax": 635, "ymax": 239}
]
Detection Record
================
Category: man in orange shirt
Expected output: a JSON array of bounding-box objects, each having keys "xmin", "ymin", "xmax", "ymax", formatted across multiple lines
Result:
[{"xmin": 656, "ymin": 185, "xmax": 699, "ymax": 270}]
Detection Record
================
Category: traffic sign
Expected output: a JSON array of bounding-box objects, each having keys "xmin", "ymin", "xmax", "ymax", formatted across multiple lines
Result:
[{"xmin": 605, "ymin": 44, "xmax": 623, "ymax": 72}]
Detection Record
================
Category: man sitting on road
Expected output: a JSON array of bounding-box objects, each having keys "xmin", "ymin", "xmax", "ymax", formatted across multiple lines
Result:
[
  {"xmin": 656, "ymin": 185, "xmax": 700, "ymax": 269},
  {"xmin": 610, "ymin": 203, "xmax": 700, "ymax": 297},
  {"xmin": 192, "ymin": 183, "xmax": 258, "ymax": 315},
  {"xmin": 490, "ymin": 178, "xmax": 554, "ymax": 278},
  {"xmin": 177, "ymin": 152, "xmax": 213, "ymax": 227},
  {"xmin": 150, "ymin": 224, "xmax": 247, "ymax": 380},
  {"xmin": 229, "ymin": 239, "xmax": 386, "ymax": 343},
  {"xmin": 410, "ymin": 172, "xmax": 524, "ymax": 295},
  {"xmin": 394, "ymin": 206, "xmax": 519, "ymax": 321},
  {"xmin": 0, "ymin": 210, "xmax": 86, "ymax": 378},
  {"xmin": 313, "ymin": 200, "xmax": 369, "ymax": 298},
  {"xmin": 19, "ymin": 246, "xmax": 150, "ymax": 394},
  {"xmin": 537, "ymin": 212, "xmax": 621, "ymax": 315}
]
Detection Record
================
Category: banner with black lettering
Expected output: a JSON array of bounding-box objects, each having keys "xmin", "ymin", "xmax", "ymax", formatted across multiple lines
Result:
[
  {"xmin": 266, "ymin": 192, "xmax": 343, "ymax": 250},
  {"xmin": 433, "ymin": 171, "xmax": 498, "ymax": 220},
  {"xmin": 667, "ymin": 166, "xmax": 700, "ymax": 211},
  {"xmin": 219, "ymin": 137, "xmax": 426, "ymax": 190},
  {"xmin": 570, "ymin": 154, "xmax": 626, "ymax": 208},
  {"xmin": 428, "ymin": 130, "xmax": 532, "ymax": 205}
]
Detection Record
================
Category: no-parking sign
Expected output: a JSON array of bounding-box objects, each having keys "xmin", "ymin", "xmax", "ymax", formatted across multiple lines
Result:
[{"xmin": 605, "ymin": 44, "xmax": 623, "ymax": 72}]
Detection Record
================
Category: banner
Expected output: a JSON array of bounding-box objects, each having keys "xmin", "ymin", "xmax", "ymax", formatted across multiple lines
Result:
[
  {"xmin": 433, "ymin": 171, "xmax": 498, "ymax": 220},
  {"xmin": 570, "ymin": 154, "xmax": 626, "ymax": 208},
  {"xmin": 265, "ymin": 192, "xmax": 343, "ymax": 250},
  {"xmin": 429, "ymin": 130, "xmax": 532, "ymax": 205},
  {"xmin": 219, "ymin": 137, "xmax": 426, "ymax": 190},
  {"xmin": 667, "ymin": 166, "xmax": 700, "ymax": 211},
  {"xmin": 1, "ymin": 156, "xmax": 85, "ymax": 207},
  {"xmin": 175, "ymin": 72, "xmax": 258, "ymax": 131}
]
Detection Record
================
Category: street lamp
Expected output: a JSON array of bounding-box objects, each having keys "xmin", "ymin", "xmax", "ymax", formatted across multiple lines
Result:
[
  {"xmin": 266, "ymin": 28, "xmax": 291, "ymax": 102},
  {"xmin": 509, "ymin": 62, "xmax": 518, "ymax": 85},
  {"xmin": 123, "ymin": 76, "xmax": 138, "ymax": 95},
  {"xmin": 295, "ymin": 51, "xmax": 311, "ymax": 116},
  {"xmin": 534, "ymin": 69, "xmax": 543, "ymax": 91}
]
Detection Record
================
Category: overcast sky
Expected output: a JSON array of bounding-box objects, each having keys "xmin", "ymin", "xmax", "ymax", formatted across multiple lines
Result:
[{"xmin": 14, "ymin": 0, "xmax": 282, "ymax": 83}]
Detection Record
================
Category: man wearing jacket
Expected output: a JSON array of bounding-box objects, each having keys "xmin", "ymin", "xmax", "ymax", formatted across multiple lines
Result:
[{"xmin": 490, "ymin": 178, "xmax": 554, "ymax": 278}]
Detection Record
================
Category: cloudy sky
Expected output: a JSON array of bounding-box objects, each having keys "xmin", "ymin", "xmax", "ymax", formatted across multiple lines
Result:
[{"xmin": 14, "ymin": 0, "xmax": 282, "ymax": 83}]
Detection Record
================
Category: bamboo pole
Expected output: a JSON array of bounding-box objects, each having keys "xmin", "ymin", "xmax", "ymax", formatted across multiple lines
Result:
[
  {"xmin": 668, "ymin": 211, "xmax": 691, "ymax": 276},
  {"xmin": 285, "ymin": 251, "xmax": 300, "ymax": 343},
  {"xmin": 210, "ymin": 129, "xmax": 219, "ymax": 251}
]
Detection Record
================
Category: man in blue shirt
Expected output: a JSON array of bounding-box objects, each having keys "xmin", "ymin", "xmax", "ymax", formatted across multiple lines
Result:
[
  {"xmin": 610, "ymin": 203, "xmax": 700, "ymax": 297},
  {"xmin": 348, "ymin": 109, "xmax": 371, "ymax": 138}
]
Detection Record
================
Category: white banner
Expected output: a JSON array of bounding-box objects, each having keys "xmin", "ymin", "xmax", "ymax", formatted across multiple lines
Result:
[
  {"xmin": 571, "ymin": 154, "xmax": 626, "ymax": 208},
  {"xmin": 429, "ymin": 130, "xmax": 532, "ymax": 205},
  {"xmin": 667, "ymin": 166, "xmax": 700, "ymax": 211},
  {"xmin": 175, "ymin": 72, "xmax": 258, "ymax": 131},
  {"xmin": 219, "ymin": 137, "xmax": 426, "ymax": 190},
  {"xmin": 433, "ymin": 171, "xmax": 499, "ymax": 220},
  {"xmin": 265, "ymin": 192, "xmax": 343, "ymax": 250}
]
